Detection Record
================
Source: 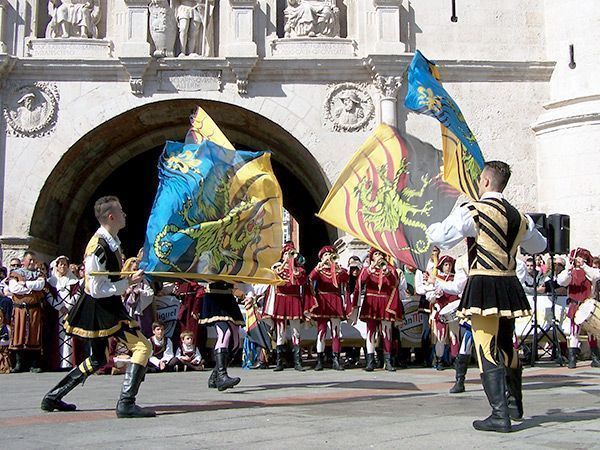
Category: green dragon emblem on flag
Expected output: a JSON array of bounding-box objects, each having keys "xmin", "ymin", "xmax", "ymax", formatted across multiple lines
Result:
[{"xmin": 353, "ymin": 158, "xmax": 433, "ymax": 254}]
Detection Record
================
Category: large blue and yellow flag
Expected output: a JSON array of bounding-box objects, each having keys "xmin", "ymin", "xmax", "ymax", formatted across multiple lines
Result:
[
  {"xmin": 141, "ymin": 139, "xmax": 283, "ymax": 284},
  {"xmin": 317, "ymin": 124, "xmax": 459, "ymax": 271},
  {"xmin": 404, "ymin": 50, "xmax": 483, "ymax": 200}
]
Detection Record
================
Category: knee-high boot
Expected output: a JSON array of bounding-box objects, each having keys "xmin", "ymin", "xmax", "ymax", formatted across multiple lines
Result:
[
  {"xmin": 590, "ymin": 347, "xmax": 600, "ymax": 368},
  {"xmin": 208, "ymin": 366, "xmax": 217, "ymax": 388},
  {"xmin": 41, "ymin": 367, "xmax": 86, "ymax": 412},
  {"xmin": 215, "ymin": 348, "xmax": 240, "ymax": 391},
  {"xmin": 505, "ymin": 365, "xmax": 523, "ymax": 420},
  {"xmin": 472, "ymin": 366, "xmax": 511, "ymax": 433},
  {"xmin": 314, "ymin": 352, "xmax": 324, "ymax": 371},
  {"xmin": 364, "ymin": 353, "xmax": 375, "ymax": 372},
  {"xmin": 10, "ymin": 351, "xmax": 25, "ymax": 373},
  {"xmin": 273, "ymin": 345, "xmax": 285, "ymax": 372},
  {"xmin": 383, "ymin": 352, "xmax": 396, "ymax": 372},
  {"xmin": 115, "ymin": 363, "xmax": 156, "ymax": 418},
  {"xmin": 567, "ymin": 347, "xmax": 577, "ymax": 369},
  {"xmin": 332, "ymin": 353, "xmax": 344, "ymax": 371},
  {"xmin": 292, "ymin": 345, "xmax": 305, "ymax": 371},
  {"xmin": 449, "ymin": 354, "xmax": 469, "ymax": 394}
]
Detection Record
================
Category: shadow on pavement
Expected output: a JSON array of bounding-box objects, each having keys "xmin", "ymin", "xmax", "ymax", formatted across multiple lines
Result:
[
  {"xmin": 514, "ymin": 408, "xmax": 600, "ymax": 431},
  {"xmin": 235, "ymin": 379, "xmax": 420, "ymax": 393}
]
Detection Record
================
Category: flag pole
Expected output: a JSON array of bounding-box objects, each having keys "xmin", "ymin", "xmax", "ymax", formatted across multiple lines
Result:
[{"xmin": 89, "ymin": 271, "xmax": 283, "ymax": 285}]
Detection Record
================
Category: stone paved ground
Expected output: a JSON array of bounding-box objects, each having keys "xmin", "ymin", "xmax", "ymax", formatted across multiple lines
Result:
[{"xmin": 1, "ymin": 361, "xmax": 599, "ymax": 449}]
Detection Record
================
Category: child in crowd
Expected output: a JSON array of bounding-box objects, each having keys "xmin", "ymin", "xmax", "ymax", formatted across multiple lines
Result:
[
  {"xmin": 174, "ymin": 331, "xmax": 204, "ymax": 372},
  {"xmin": 147, "ymin": 321, "xmax": 176, "ymax": 373},
  {"xmin": 0, "ymin": 309, "xmax": 10, "ymax": 373},
  {"xmin": 97, "ymin": 337, "xmax": 132, "ymax": 375}
]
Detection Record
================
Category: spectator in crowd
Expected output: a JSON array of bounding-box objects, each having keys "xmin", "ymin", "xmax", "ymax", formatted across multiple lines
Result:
[
  {"xmin": 97, "ymin": 337, "xmax": 132, "ymax": 375},
  {"xmin": 173, "ymin": 330, "xmax": 204, "ymax": 371},
  {"xmin": 521, "ymin": 257, "xmax": 544, "ymax": 295},
  {"xmin": 541, "ymin": 256, "xmax": 568, "ymax": 296},
  {"xmin": 46, "ymin": 256, "xmax": 81, "ymax": 369},
  {"xmin": 147, "ymin": 321, "xmax": 177, "ymax": 373},
  {"xmin": 122, "ymin": 257, "xmax": 154, "ymax": 337},
  {"xmin": 0, "ymin": 308, "xmax": 10, "ymax": 373},
  {"xmin": 8, "ymin": 251, "xmax": 46, "ymax": 373}
]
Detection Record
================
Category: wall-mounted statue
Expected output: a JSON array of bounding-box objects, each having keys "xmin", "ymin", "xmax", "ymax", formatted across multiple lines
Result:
[
  {"xmin": 284, "ymin": 0, "xmax": 340, "ymax": 38},
  {"xmin": 171, "ymin": 0, "xmax": 215, "ymax": 56},
  {"xmin": 149, "ymin": 0, "xmax": 177, "ymax": 57},
  {"xmin": 45, "ymin": 0, "xmax": 102, "ymax": 39}
]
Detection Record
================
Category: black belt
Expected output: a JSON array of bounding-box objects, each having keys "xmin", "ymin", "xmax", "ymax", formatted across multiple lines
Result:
[
  {"xmin": 13, "ymin": 303, "xmax": 42, "ymax": 309},
  {"xmin": 14, "ymin": 302, "xmax": 41, "ymax": 309}
]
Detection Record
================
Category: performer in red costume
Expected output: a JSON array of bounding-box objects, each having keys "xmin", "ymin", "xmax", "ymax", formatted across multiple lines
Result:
[
  {"xmin": 426, "ymin": 255, "xmax": 459, "ymax": 370},
  {"xmin": 557, "ymin": 247, "xmax": 600, "ymax": 368},
  {"xmin": 354, "ymin": 247, "xmax": 403, "ymax": 372},
  {"xmin": 264, "ymin": 242, "xmax": 308, "ymax": 372},
  {"xmin": 307, "ymin": 246, "xmax": 350, "ymax": 371}
]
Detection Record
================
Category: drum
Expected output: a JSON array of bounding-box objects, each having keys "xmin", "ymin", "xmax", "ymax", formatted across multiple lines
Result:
[
  {"xmin": 439, "ymin": 299, "xmax": 461, "ymax": 324},
  {"xmin": 574, "ymin": 299, "xmax": 600, "ymax": 336}
]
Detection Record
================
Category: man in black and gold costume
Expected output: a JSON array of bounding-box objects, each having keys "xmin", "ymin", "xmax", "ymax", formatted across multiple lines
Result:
[
  {"xmin": 41, "ymin": 196, "xmax": 155, "ymax": 418},
  {"xmin": 427, "ymin": 161, "xmax": 546, "ymax": 433}
]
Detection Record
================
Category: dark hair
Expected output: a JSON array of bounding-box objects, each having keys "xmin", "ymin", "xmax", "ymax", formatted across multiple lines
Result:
[
  {"xmin": 23, "ymin": 251, "xmax": 36, "ymax": 259},
  {"xmin": 484, "ymin": 160, "xmax": 511, "ymax": 191},
  {"xmin": 152, "ymin": 321, "xmax": 165, "ymax": 330},
  {"xmin": 94, "ymin": 196, "xmax": 120, "ymax": 222},
  {"xmin": 526, "ymin": 257, "xmax": 534, "ymax": 264}
]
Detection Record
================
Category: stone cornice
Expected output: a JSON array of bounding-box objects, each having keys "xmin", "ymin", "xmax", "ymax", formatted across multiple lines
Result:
[
  {"xmin": 6, "ymin": 54, "xmax": 556, "ymax": 84},
  {"xmin": 0, "ymin": 235, "xmax": 59, "ymax": 255}
]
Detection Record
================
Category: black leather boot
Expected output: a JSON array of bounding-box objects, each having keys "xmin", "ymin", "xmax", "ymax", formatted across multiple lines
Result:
[
  {"xmin": 472, "ymin": 367, "xmax": 511, "ymax": 433},
  {"xmin": 506, "ymin": 365, "xmax": 523, "ymax": 420},
  {"xmin": 292, "ymin": 345, "xmax": 305, "ymax": 371},
  {"xmin": 590, "ymin": 347, "xmax": 600, "ymax": 368},
  {"xmin": 383, "ymin": 352, "xmax": 396, "ymax": 372},
  {"xmin": 364, "ymin": 353, "xmax": 375, "ymax": 372},
  {"xmin": 41, "ymin": 367, "xmax": 86, "ymax": 412},
  {"xmin": 449, "ymin": 354, "xmax": 469, "ymax": 394},
  {"xmin": 273, "ymin": 345, "xmax": 285, "ymax": 372},
  {"xmin": 115, "ymin": 363, "xmax": 155, "ymax": 418},
  {"xmin": 208, "ymin": 367, "xmax": 217, "ymax": 388},
  {"xmin": 332, "ymin": 353, "xmax": 344, "ymax": 371},
  {"xmin": 29, "ymin": 352, "xmax": 42, "ymax": 373},
  {"xmin": 314, "ymin": 352, "xmax": 324, "ymax": 371},
  {"xmin": 10, "ymin": 351, "xmax": 25, "ymax": 373},
  {"xmin": 215, "ymin": 349, "xmax": 240, "ymax": 391},
  {"xmin": 567, "ymin": 347, "xmax": 577, "ymax": 369}
]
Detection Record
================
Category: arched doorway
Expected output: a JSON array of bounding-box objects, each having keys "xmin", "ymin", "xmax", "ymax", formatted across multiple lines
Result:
[{"xmin": 30, "ymin": 99, "xmax": 335, "ymax": 268}]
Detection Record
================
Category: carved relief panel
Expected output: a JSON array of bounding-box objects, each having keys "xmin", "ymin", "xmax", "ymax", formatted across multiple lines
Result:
[
  {"xmin": 323, "ymin": 82, "xmax": 374, "ymax": 132},
  {"xmin": 3, "ymin": 82, "xmax": 60, "ymax": 138}
]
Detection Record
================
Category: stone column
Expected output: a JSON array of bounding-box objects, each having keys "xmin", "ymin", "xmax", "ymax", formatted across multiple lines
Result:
[
  {"xmin": 0, "ymin": 0, "xmax": 7, "ymax": 53},
  {"xmin": 119, "ymin": 0, "xmax": 152, "ymax": 95},
  {"xmin": 373, "ymin": 75, "xmax": 402, "ymax": 127},
  {"xmin": 372, "ymin": 0, "xmax": 406, "ymax": 54}
]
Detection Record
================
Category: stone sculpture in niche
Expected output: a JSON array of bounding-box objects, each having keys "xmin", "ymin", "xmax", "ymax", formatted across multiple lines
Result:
[
  {"xmin": 324, "ymin": 82, "xmax": 374, "ymax": 132},
  {"xmin": 284, "ymin": 0, "xmax": 340, "ymax": 38},
  {"xmin": 3, "ymin": 83, "xmax": 60, "ymax": 138},
  {"xmin": 149, "ymin": 0, "xmax": 177, "ymax": 57},
  {"xmin": 45, "ymin": 0, "xmax": 102, "ymax": 38},
  {"xmin": 171, "ymin": 0, "xmax": 215, "ymax": 56}
]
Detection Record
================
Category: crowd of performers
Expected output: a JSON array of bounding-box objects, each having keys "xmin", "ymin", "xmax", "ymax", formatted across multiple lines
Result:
[{"xmin": 2, "ymin": 163, "xmax": 600, "ymax": 431}]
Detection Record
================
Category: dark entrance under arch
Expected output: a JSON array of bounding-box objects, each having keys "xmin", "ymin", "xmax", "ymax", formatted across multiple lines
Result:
[{"xmin": 33, "ymin": 99, "xmax": 336, "ymax": 269}]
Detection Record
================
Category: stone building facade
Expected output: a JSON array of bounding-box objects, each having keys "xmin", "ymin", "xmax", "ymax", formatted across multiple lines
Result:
[{"xmin": 0, "ymin": 0, "xmax": 598, "ymax": 264}]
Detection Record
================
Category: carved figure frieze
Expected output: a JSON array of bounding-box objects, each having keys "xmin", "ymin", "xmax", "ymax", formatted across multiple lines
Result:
[
  {"xmin": 45, "ymin": 0, "xmax": 102, "ymax": 38},
  {"xmin": 3, "ymin": 82, "xmax": 60, "ymax": 138},
  {"xmin": 324, "ymin": 82, "xmax": 374, "ymax": 132},
  {"xmin": 284, "ymin": 0, "xmax": 340, "ymax": 38},
  {"xmin": 172, "ymin": 0, "xmax": 215, "ymax": 56}
]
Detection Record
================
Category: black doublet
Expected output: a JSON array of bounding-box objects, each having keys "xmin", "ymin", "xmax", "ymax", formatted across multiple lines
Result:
[{"xmin": 64, "ymin": 236, "xmax": 139, "ymax": 339}]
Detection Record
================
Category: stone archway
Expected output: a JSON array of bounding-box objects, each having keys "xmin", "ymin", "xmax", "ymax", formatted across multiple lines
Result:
[{"xmin": 30, "ymin": 99, "xmax": 336, "ymax": 265}]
